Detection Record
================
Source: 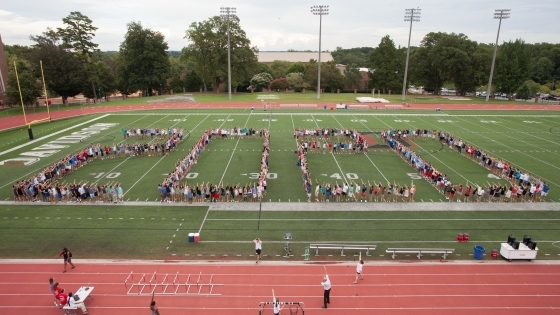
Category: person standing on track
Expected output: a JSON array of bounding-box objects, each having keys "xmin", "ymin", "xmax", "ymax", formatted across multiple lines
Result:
[
  {"xmin": 273, "ymin": 297, "xmax": 284, "ymax": 315},
  {"xmin": 49, "ymin": 278, "xmax": 58, "ymax": 306},
  {"xmin": 353, "ymin": 257, "xmax": 365, "ymax": 284},
  {"xmin": 57, "ymin": 247, "xmax": 75, "ymax": 273},
  {"xmin": 253, "ymin": 238, "xmax": 262, "ymax": 263},
  {"xmin": 150, "ymin": 292, "xmax": 160, "ymax": 315},
  {"xmin": 321, "ymin": 272, "xmax": 331, "ymax": 309}
]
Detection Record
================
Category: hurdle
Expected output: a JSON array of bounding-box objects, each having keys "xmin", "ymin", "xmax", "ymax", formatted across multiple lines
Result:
[
  {"xmin": 126, "ymin": 271, "xmax": 222, "ymax": 296},
  {"xmin": 259, "ymin": 302, "xmax": 305, "ymax": 315}
]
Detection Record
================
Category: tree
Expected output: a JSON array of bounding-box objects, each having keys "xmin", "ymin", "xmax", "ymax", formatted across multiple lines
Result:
[
  {"xmin": 524, "ymin": 80, "xmax": 541, "ymax": 96},
  {"xmin": 117, "ymin": 21, "xmax": 171, "ymax": 96},
  {"xmin": 269, "ymin": 77, "xmax": 289, "ymax": 91},
  {"xmin": 286, "ymin": 62, "xmax": 305, "ymax": 75},
  {"xmin": 344, "ymin": 64, "xmax": 362, "ymax": 90},
  {"xmin": 494, "ymin": 39, "xmax": 531, "ymax": 95},
  {"xmin": 516, "ymin": 84, "xmax": 532, "ymax": 100},
  {"xmin": 57, "ymin": 11, "xmax": 100, "ymax": 100},
  {"xmin": 332, "ymin": 47, "xmax": 374, "ymax": 67},
  {"xmin": 184, "ymin": 70, "xmax": 203, "ymax": 92},
  {"xmin": 269, "ymin": 60, "xmax": 291, "ymax": 78},
  {"xmin": 368, "ymin": 35, "xmax": 403, "ymax": 93},
  {"xmin": 248, "ymin": 72, "xmax": 273, "ymax": 91},
  {"xmin": 183, "ymin": 15, "xmax": 258, "ymax": 92},
  {"xmin": 286, "ymin": 72, "xmax": 305, "ymax": 91},
  {"xmin": 30, "ymin": 28, "xmax": 89, "ymax": 103},
  {"xmin": 6, "ymin": 60, "xmax": 41, "ymax": 106},
  {"xmin": 531, "ymin": 57, "xmax": 554, "ymax": 84}
]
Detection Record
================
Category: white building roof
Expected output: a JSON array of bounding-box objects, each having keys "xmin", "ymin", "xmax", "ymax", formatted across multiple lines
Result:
[{"xmin": 257, "ymin": 51, "xmax": 333, "ymax": 63}]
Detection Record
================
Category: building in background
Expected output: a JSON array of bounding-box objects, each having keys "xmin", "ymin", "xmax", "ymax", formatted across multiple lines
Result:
[
  {"xmin": 257, "ymin": 51, "xmax": 333, "ymax": 65},
  {"xmin": 0, "ymin": 35, "xmax": 8, "ymax": 106}
]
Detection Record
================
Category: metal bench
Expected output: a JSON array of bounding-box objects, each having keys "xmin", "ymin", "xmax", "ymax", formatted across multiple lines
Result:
[
  {"xmin": 309, "ymin": 244, "xmax": 376, "ymax": 256},
  {"xmin": 62, "ymin": 305, "xmax": 77, "ymax": 315},
  {"xmin": 386, "ymin": 248, "xmax": 455, "ymax": 260}
]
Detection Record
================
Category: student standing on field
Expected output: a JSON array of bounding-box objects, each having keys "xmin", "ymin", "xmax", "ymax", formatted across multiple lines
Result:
[{"xmin": 253, "ymin": 238, "xmax": 262, "ymax": 263}]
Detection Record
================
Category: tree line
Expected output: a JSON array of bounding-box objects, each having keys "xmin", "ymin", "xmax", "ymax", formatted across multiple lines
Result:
[{"xmin": 4, "ymin": 11, "xmax": 560, "ymax": 106}]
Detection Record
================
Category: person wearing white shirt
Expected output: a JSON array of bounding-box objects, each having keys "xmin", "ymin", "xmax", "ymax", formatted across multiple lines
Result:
[
  {"xmin": 321, "ymin": 273, "xmax": 331, "ymax": 309},
  {"xmin": 273, "ymin": 297, "xmax": 283, "ymax": 315},
  {"xmin": 353, "ymin": 260, "xmax": 364, "ymax": 284},
  {"xmin": 253, "ymin": 238, "xmax": 262, "ymax": 263},
  {"xmin": 67, "ymin": 292, "xmax": 88, "ymax": 314}
]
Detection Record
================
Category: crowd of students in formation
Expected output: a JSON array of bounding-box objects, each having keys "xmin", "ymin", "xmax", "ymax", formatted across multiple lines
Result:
[
  {"xmin": 12, "ymin": 179, "xmax": 124, "ymax": 203},
  {"xmin": 11, "ymin": 127, "xmax": 184, "ymax": 202},
  {"xmin": 158, "ymin": 128, "xmax": 270, "ymax": 203},
  {"xmin": 382, "ymin": 129, "xmax": 551, "ymax": 202},
  {"xmin": 293, "ymin": 128, "xmax": 369, "ymax": 154},
  {"xmin": 122, "ymin": 127, "xmax": 177, "ymax": 139}
]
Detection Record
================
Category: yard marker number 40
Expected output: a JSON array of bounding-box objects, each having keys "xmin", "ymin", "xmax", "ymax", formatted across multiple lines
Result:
[{"xmin": 329, "ymin": 173, "xmax": 359, "ymax": 180}]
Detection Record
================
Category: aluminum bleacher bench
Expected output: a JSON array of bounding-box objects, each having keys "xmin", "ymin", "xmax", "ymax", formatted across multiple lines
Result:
[
  {"xmin": 309, "ymin": 244, "xmax": 376, "ymax": 256},
  {"xmin": 386, "ymin": 248, "xmax": 455, "ymax": 260}
]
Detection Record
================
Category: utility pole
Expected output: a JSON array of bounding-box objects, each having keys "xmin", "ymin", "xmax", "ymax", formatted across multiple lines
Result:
[
  {"xmin": 402, "ymin": 8, "xmax": 421, "ymax": 102},
  {"xmin": 486, "ymin": 9, "xmax": 511, "ymax": 102},
  {"xmin": 311, "ymin": 5, "xmax": 329, "ymax": 100}
]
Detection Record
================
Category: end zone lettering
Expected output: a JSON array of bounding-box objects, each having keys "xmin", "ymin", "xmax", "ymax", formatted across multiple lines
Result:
[{"xmin": 0, "ymin": 123, "xmax": 118, "ymax": 166}]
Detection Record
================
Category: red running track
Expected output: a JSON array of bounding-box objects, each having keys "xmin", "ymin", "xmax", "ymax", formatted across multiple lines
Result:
[
  {"xmin": 1, "ymin": 101, "xmax": 559, "ymax": 131},
  {"xmin": 0, "ymin": 261, "xmax": 559, "ymax": 315}
]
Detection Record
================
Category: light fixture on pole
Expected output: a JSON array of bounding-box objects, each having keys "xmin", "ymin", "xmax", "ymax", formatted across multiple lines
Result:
[
  {"xmin": 221, "ymin": 6, "xmax": 236, "ymax": 101},
  {"xmin": 311, "ymin": 5, "xmax": 329, "ymax": 100},
  {"xmin": 402, "ymin": 7, "xmax": 420, "ymax": 102},
  {"xmin": 486, "ymin": 9, "xmax": 510, "ymax": 102}
]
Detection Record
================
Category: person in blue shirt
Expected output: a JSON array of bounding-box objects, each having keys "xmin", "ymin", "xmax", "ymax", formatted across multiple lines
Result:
[{"xmin": 540, "ymin": 182, "xmax": 550, "ymax": 202}]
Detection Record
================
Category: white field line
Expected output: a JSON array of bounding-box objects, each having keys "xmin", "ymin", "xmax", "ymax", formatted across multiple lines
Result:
[
  {"xmin": 0, "ymin": 114, "xmax": 111, "ymax": 156},
  {"xmin": 311, "ymin": 115, "xmax": 347, "ymax": 182},
  {"xmin": 206, "ymin": 218, "xmax": 560, "ymax": 221},
  {"xmin": 108, "ymin": 112, "xmax": 560, "ymax": 118},
  {"xmin": 384, "ymin": 115, "xmax": 477, "ymax": 186},
  {"xmin": 91, "ymin": 114, "xmax": 177, "ymax": 184},
  {"xmin": 198, "ymin": 114, "xmax": 251, "ymax": 234},
  {"xmin": 0, "ymin": 114, "xmax": 151, "ymax": 190},
  {"xmin": 492, "ymin": 116, "xmax": 560, "ymax": 146},
  {"xmin": 339, "ymin": 114, "xmax": 389, "ymax": 182},
  {"xmin": 453, "ymin": 115, "xmax": 560, "ymax": 157},
  {"xmin": 123, "ymin": 115, "xmax": 210, "ymax": 197},
  {"xmin": 413, "ymin": 116, "xmax": 560, "ymax": 189}
]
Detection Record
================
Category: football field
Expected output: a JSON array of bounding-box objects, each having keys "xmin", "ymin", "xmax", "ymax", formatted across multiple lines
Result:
[{"xmin": 1, "ymin": 108, "xmax": 560, "ymax": 260}]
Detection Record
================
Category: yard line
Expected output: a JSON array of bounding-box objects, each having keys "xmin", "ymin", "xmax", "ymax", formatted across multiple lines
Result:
[
  {"xmin": 342, "ymin": 114, "xmax": 389, "ymax": 182},
  {"xmin": 312, "ymin": 115, "xmax": 347, "ymax": 181},
  {"xmin": 198, "ymin": 113, "xmax": 251, "ymax": 234},
  {"xmin": 453, "ymin": 115, "xmax": 560, "ymax": 158},
  {"xmin": 413, "ymin": 115, "xmax": 560, "ymax": 189},
  {"xmin": 385, "ymin": 115, "xmax": 477, "ymax": 186},
  {"xmin": 494, "ymin": 116, "xmax": 560, "ymax": 147},
  {"xmin": 91, "ymin": 114, "xmax": 176, "ymax": 184},
  {"xmin": 124, "ymin": 115, "xmax": 210, "ymax": 197}
]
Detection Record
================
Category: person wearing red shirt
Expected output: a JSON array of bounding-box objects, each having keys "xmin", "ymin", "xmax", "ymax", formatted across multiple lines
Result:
[{"xmin": 56, "ymin": 288, "xmax": 68, "ymax": 309}]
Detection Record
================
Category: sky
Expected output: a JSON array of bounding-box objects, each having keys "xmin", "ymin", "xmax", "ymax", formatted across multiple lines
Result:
[{"xmin": 0, "ymin": 0, "xmax": 558, "ymax": 52}]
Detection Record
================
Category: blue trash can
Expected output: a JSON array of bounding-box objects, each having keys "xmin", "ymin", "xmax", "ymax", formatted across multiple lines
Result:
[
  {"xmin": 344, "ymin": 105, "xmax": 348, "ymax": 110},
  {"xmin": 324, "ymin": 105, "xmax": 327, "ymax": 110},
  {"xmin": 188, "ymin": 233, "xmax": 194, "ymax": 242},
  {"xmin": 474, "ymin": 245, "xmax": 485, "ymax": 260}
]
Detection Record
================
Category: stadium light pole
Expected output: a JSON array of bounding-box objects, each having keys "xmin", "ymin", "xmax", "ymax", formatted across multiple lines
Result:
[
  {"xmin": 402, "ymin": 7, "xmax": 420, "ymax": 102},
  {"xmin": 311, "ymin": 5, "xmax": 329, "ymax": 100},
  {"xmin": 220, "ymin": 6, "xmax": 236, "ymax": 101},
  {"xmin": 486, "ymin": 9, "xmax": 510, "ymax": 102}
]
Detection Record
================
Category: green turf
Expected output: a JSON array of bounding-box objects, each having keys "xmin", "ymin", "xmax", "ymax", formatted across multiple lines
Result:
[{"xmin": 1, "ymin": 205, "xmax": 559, "ymax": 260}]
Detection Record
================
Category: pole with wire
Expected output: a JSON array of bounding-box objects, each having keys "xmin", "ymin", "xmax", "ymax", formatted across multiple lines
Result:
[
  {"xmin": 220, "ymin": 6, "xmax": 236, "ymax": 101},
  {"xmin": 311, "ymin": 5, "xmax": 329, "ymax": 100},
  {"xmin": 485, "ymin": 9, "xmax": 511, "ymax": 102},
  {"xmin": 402, "ymin": 8, "xmax": 420, "ymax": 102}
]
